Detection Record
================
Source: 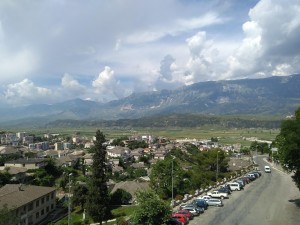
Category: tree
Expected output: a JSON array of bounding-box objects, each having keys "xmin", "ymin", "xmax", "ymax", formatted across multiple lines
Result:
[
  {"xmin": 0, "ymin": 172, "xmax": 12, "ymax": 187},
  {"xmin": 0, "ymin": 204, "xmax": 19, "ymax": 225},
  {"xmin": 72, "ymin": 184, "xmax": 88, "ymax": 209},
  {"xmin": 86, "ymin": 130, "xmax": 111, "ymax": 224},
  {"xmin": 150, "ymin": 157, "xmax": 186, "ymax": 199},
  {"xmin": 110, "ymin": 188, "xmax": 132, "ymax": 205},
  {"xmin": 131, "ymin": 190, "xmax": 171, "ymax": 225},
  {"xmin": 275, "ymin": 107, "xmax": 300, "ymax": 190}
]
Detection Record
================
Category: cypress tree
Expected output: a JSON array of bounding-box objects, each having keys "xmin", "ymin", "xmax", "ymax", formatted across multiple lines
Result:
[{"xmin": 86, "ymin": 130, "xmax": 110, "ymax": 224}]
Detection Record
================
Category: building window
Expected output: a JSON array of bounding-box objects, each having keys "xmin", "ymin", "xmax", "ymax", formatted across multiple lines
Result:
[
  {"xmin": 46, "ymin": 206, "xmax": 49, "ymax": 213},
  {"xmin": 41, "ymin": 197, "xmax": 44, "ymax": 204},
  {"xmin": 51, "ymin": 192, "xmax": 54, "ymax": 199},
  {"xmin": 51, "ymin": 204, "xmax": 54, "ymax": 210},
  {"xmin": 36, "ymin": 199, "xmax": 39, "ymax": 207},
  {"xmin": 28, "ymin": 202, "xmax": 33, "ymax": 211},
  {"xmin": 46, "ymin": 194, "xmax": 49, "ymax": 201},
  {"xmin": 36, "ymin": 212, "xmax": 39, "ymax": 219}
]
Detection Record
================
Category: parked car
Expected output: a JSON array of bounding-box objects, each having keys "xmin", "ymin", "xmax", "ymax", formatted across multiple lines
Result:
[
  {"xmin": 241, "ymin": 176, "xmax": 251, "ymax": 184},
  {"xmin": 197, "ymin": 195, "xmax": 211, "ymax": 202},
  {"xmin": 246, "ymin": 175, "xmax": 256, "ymax": 181},
  {"xmin": 167, "ymin": 218, "xmax": 183, "ymax": 225},
  {"xmin": 217, "ymin": 187, "xmax": 231, "ymax": 195},
  {"xmin": 247, "ymin": 173, "xmax": 257, "ymax": 180},
  {"xmin": 192, "ymin": 199, "xmax": 208, "ymax": 210},
  {"xmin": 227, "ymin": 182, "xmax": 242, "ymax": 191},
  {"xmin": 234, "ymin": 180, "xmax": 245, "ymax": 189},
  {"xmin": 174, "ymin": 210, "xmax": 194, "ymax": 220},
  {"xmin": 180, "ymin": 206, "xmax": 201, "ymax": 216},
  {"xmin": 250, "ymin": 171, "xmax": 260, "ymax": 178},
  {"xmin": 207, "ymin": 190, "xmax": 228, "ymax": 199},
  {"xmin": 172, "ymin": 214, "xmax": 188, "ymax": 225},
  {"xmin": 206, "ymin": 198, "xmax": 224, "ymax": 207}
]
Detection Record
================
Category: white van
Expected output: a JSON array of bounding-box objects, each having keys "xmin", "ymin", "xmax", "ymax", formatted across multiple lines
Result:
[
  {"xmin": 264, "ymin": 165, "xmax": 271, "ymax": 173},
  {"xmin": 227, "ymin": 182, "xmax": 241, "ymax": 191}
]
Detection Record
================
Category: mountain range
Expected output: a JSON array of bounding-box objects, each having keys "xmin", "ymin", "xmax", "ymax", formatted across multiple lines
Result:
[{"xmin": 1, "ymin": 74, "xmax": 300, "ymax": 128}]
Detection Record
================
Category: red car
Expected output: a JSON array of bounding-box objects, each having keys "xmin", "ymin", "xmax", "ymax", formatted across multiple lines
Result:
[
  {"xmin": 172, "ymin": 214, "xmax": 189, "ymax": 225},
  {"xmin": 174, "ymin": 210, "xmax": 194, "ymax": 220}
]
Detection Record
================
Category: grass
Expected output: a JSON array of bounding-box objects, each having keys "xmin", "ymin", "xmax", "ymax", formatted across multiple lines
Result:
[
  {"xmin": 13, "ymin": 127, "xmax": 279, "ymax": 146},
  {"xmin": 53, "ymin": 205, "xmax": 137, "ymax": 225}
]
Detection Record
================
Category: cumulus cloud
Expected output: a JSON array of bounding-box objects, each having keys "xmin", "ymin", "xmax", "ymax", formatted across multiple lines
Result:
[
  {"xmin": 3, "ymin": 79, "xmax": 54, "ymax": 105},
  {"xmin": 92, "ymin": 66, "xmax": 128, "ymax": 101},
  {"xmin": 61, "ymin": 73, "xmax": 86, "ymax": 95},
  {"xmin": 223, "ymin": 0, "xmax": 300, "ymax": 79},
  {"xmin": 184, "ymin": 31, "xmax": 219, "ymax": 84},
  {"xmin": 0, "ymin": 0, "xmax": 299, "ymax": 106}
]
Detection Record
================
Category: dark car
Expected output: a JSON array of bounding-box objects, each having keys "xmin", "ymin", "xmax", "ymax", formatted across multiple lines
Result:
[
  {"xmin": 218, "ymin": 187, "xmax": 231, "ymax": 195},
  {"xmin": 167, "ymin": 218, "xmax": 182, "ymax": 225},
  {"xmin": 193, "ymin": 199, "xmax": 208, "ymax": 210}
]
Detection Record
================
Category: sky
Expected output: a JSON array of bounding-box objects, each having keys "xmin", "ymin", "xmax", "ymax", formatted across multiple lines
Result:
[{"xmin": 0, "ymin": 0, "xmax": 300, "ymax": 106}]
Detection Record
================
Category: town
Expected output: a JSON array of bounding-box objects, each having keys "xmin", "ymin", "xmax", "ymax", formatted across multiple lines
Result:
[{"xmin": 0, "ymin": 129, "xmax": 269, "ymax": 225}]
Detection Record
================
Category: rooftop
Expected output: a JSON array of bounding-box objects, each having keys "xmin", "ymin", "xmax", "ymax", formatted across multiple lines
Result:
[{"xmin": 0, "ymin": 184, "xmax": 56, "ymax": 210}]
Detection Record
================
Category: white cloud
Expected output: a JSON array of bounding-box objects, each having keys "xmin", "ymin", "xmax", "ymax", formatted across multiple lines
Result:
[
  {"xmin": 223, "ymin": 0, "xmax": 300, "ymax": 79},
  {"xmin": 0, "ymin": 0, "xmax": 299, "ymax": 106},
  {"xmin": 123, "ymin": 13, "xmax": 224, "ymax": 45},
  {"xmin": 92, "ymin": 66, "xmax": 129, "ymax": 101},
  {"xmin": 61, "ymin": 73, "xmax": 86, "ymax": 95},
  {"xmin": 3, "ymin": 79, "xmax": 54, "ymax": 105},
  {"xmin": 184, "ymin": 31, "xmax": 219, "ymax": 84}
]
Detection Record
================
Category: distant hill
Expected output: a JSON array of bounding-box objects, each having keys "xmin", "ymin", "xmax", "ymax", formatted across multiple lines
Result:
[{"xmin": 0, "ymin": 74, "xmax": 299, "ymax": 128}]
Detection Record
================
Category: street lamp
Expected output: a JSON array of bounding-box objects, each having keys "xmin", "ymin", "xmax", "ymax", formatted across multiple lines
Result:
[
  {"xmin": 68, "ymin": 173, "xmax": 73, "ymax": 225},
  {"xmin": 216, "ymin": 151, "xmax": 220, "ymax": 183}
]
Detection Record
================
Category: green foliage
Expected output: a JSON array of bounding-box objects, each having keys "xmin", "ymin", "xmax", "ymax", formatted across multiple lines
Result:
[
  {"xmin": 150, "ymin": 156, "xmax": 187, "ymax": 199},
  {"xmin": 110, "ymin": 189, "xmax": 132, "ymax": 205},
  {"xmin": 0, "ymin": 171, "xmax": 12, "ymax": 187},
  {"xmin": 0, "ymin": 153, "xmax": 22, "ymax": 166},
  {"xmin": 275, "ymin": 107, "xmax": 300, "ymax": 190},
  {"xmin": 131, "ymin": 190, "xmax": 171, "ymax": 225},
  {"xmin": 30, "ymin": 159, "xmax": 62, "ymax": 186},
  {"xmin": 250, "ymin": 141, "xmax": 270, "ymax": 154},
  {"xmin": 0, "ymin": 204, "xmax": 19, "ymax": 225},
  {"xmin": 127, "ymin": 140, "xmax": 148, "ymax": 150},
  {"xmin": 86, "ymin": 130, "xmax": 111, "ymax": 224},
  {"xmin": 72, "ymin": 184, "xmax": 88, "ymax": 209},
  {"xmin": 111, "ymin": 136, "xmax": 128, "ymax": 147}
]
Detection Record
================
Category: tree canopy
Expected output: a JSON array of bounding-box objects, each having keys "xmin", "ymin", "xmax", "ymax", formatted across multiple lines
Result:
[
  {"xmin": 131, "ymin": 190, "xmax": 171, "ymax": 225},
  {"xmin": 275, "ymin": 107, "xmax": 300, "ymax": 190},
  {"xmin": 0, "ymin": 204, "xmax": 19, "ymax": 225}
]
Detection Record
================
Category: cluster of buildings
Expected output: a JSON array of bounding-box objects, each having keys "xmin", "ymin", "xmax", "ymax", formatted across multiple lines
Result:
[{"xmin": 0, "ymin": 130, "xmax": 246, "ymax": 225}]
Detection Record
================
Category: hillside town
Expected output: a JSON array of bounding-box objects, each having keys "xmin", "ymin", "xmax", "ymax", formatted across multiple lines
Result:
[{"xmin": 0, "ymin": 130, "xmax": 257, "ymax": 225}]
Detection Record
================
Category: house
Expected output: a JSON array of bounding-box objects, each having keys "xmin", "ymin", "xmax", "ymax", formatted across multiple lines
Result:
[
  {"xmin": 130, "ymin": 148, "xmax": 144, "ymax": 161},
  {"xmin": 5, "ymin": 158, "xmax": 48, "ymax": 170},
  {"xmin": 56, "ymin": 155, "xmax": 80, "ymax": 167},
  {"xmin": 107, "ymin": 146, "xmax": 126, "ymax": 158},
  {"xmin": 0, "ymin": 184, "xmax": 56, "ymax": 225},
  {"xmin": 0, "ymin": 166, "xmax": 27, "ymax": 182},
  {"xmin": 0, "ymin": 146, "xmax": 22, "ymax": 156}
]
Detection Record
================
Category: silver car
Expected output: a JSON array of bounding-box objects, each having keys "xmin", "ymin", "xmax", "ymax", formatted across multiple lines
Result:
[{"xmin": 206, "ymin": 198, "xmax": 223, "ymax": 207}]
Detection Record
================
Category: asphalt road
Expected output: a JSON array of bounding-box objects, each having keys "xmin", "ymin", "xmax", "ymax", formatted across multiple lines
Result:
[{"xmin": 189, "ymin": 155, "xmax": 300, "ymax": 225}]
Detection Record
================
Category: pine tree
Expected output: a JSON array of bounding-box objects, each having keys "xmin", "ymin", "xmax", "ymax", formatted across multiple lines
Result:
[{"xmin": 86, "ymin": 130, "xmax": 110, "ymax": 224}]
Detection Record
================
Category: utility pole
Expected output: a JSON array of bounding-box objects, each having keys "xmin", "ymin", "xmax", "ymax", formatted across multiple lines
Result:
[
  {"xmin": 68, "ymin": 173, "xmax": 72, "ymax": 225},
  {"xmin": 216, "ymin": 151, "xmax": 220, "ymax": 183},
  {"xmin": 171, "ymin": 156, "xmax": 176, "ymax": 207}
]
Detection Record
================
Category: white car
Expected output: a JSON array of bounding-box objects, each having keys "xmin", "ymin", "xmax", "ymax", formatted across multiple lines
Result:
[
  {"xmin": 197, "ymin": 195, "xmax": 211, "ymax": 202},
  {"xmin": 264, "ymin": 165, "xmax": 271, "ymax": 173}
]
